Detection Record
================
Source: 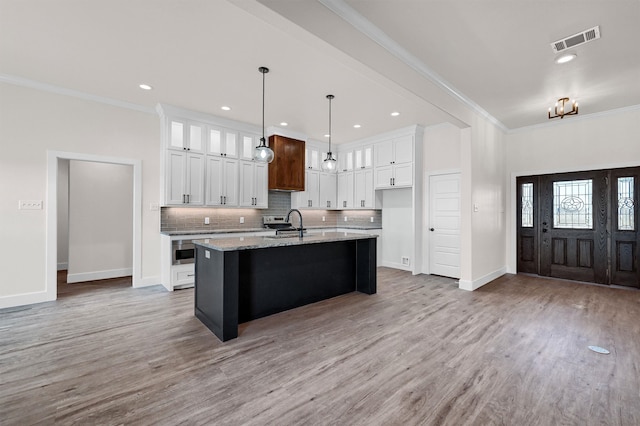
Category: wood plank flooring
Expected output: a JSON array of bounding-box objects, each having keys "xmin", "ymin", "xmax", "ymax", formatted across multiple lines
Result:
[{"xmin": 2, "ymin": 269, "xmax": 640, "ymax": 425}]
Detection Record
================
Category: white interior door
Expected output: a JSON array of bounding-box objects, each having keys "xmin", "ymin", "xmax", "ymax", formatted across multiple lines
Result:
[{"xmin": 429, "ymin": 173, "xmax": 461, "ymax": 278}]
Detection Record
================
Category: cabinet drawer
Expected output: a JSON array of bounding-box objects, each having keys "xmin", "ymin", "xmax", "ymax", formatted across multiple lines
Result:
[{"xmin": 172, "ymin": 264, "xmax": 195, "ymax": 289}]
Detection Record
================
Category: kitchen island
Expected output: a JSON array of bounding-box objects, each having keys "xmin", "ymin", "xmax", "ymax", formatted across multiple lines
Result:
[{"xmin": 193, "ymin": 232, "xmax": 377, "ymax": 341}]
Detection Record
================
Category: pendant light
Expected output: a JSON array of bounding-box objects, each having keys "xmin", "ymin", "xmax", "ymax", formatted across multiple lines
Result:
[
  {"xmin": 321, "ymin": 94, "xmax": 337, "ymax": 173},
  {"xmin": 253, "ymin": 66, "xmax": 274, "ymax": 163}
]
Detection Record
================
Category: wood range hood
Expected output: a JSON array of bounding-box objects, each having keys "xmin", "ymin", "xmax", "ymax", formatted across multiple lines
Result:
[{"xmin": 268, "ymin": 135, "xmax": 305, "ymax": 192}]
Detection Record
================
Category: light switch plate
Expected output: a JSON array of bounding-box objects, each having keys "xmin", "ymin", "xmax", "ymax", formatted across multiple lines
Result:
[
  {"xmin": 19, "ymin": 200, "xmax": 43, "ymax": 210},
  {"xmin": 149, "ymin": 203, "xmax": 159, "ymax": 211},
  {"xmin": 239, "ymin": 217, "xmax": 245, "ymax": 224},
  {"xmin": 204, "ymin": 217, "xmax": 210, "ymax": 225}
]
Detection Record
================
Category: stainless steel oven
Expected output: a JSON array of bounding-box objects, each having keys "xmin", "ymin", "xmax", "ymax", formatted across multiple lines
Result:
[{"xmin": 172, "ymin": 239, "xmax": 195, "ymax": 265}]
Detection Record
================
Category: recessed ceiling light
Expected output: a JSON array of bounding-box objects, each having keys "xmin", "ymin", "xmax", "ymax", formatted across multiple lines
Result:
[
  {"xmin": 353, "ymin": 124, "xmax": 361, "ymax": 128},
  {"xmin": 221, "ymin": 106, "xmax": 231, "ymax": 111},
  {"xmin": 280, "ymin": 122, "xmax": 288, "ymax": 126},
  {"xmin": 391, "ymin": 111, "xmax": 400, "ymax": 116},
  {"xmin": 555, "ymin": 53, "xmax": 577, "ymax": 64},
  {"xmin": 138, "ymin": 84, "xmax": 152, "ymax": 90}
]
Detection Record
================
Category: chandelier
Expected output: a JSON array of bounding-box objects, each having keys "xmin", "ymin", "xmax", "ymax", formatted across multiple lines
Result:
[{"xmin": 548, "ymin": 97, "xmax": 578, "ymax": 119}]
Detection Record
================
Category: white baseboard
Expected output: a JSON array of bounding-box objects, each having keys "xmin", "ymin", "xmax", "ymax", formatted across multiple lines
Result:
[
  {"xmin": 133, "ymin": 276, "xmax": 162, "ymax": 288},
  {"xmin": 459, "ymin": 266, "xmax": 507, "ymax": 291},
  {"xmin": 0, "ymin": 291, "xmax": 55, "ymax": 310},
  {"xmin": 379, "ymin": 260, "xmax": 412, "ymax": 272},
  {"xmin": 66, "ymin": 268, "xmax": 133, "ymax": 284},
  {"xmin": 57, "ymin": 262, "xmax": 68, "ymax": 271}
]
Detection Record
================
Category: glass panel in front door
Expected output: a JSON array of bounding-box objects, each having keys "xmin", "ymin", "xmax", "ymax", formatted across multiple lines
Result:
[
  {"xmin": 553, "ymin": 179, "xmax": 593, "ymax": 229},
  {"xmin": 618, "ymin": 177, "xmax": 635, "ymax": 231}
]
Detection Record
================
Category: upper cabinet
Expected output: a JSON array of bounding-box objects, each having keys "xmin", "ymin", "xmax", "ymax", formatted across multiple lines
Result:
[
  {"xmin": 354, "ymin": 145, "xmax": 373, "ymax": 169},
  {"xmin": 374, "ymin": 134, "xmax": 414, "ymax": 189},
  {"xmin": 159, "ymin": 104, "xmax": 267, "ymax": 208},
  {"xmin": 374, "ymin": 134, "xmax": 413, "ymax": 168},
  {"xmin": 208, "ymin": 127, "xmax": 238, "ymax": 158},
  {"xmin": 305, "ymin": 143, "xmax": 322, "ymax": 170},
  {"xmin": 268, "ymin": 135, "xmax": 305, "ymax": 191}
]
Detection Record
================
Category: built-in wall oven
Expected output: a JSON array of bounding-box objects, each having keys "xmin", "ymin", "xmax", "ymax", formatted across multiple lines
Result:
[{"xmin": 172, "ymin": 239, "xmax": 195, "ymax": 265}]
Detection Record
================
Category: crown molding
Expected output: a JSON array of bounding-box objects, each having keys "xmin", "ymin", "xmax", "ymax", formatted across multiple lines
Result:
[
  {"xmin": 318, "ymin": 0, "xmax": 508, "ymax": 133},
  {"xmin": 0, "ymin": 74, "xmax": 155, "ymax": 114}
]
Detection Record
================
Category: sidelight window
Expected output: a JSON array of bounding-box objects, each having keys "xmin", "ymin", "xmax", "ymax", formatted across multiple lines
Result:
[
  {"xmin": 521, "ymin": 183, "xmax": 534, "ymax": 227},
  {"xmin": 553, "ymin": 179, "xmax": 593, "ymax": 229},
  {"xmin": 618, "ymin": 177, "xmax": 635, "ymax": 231}
]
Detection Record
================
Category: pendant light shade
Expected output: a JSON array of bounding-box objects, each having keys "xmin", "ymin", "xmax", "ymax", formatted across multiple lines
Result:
[
  {"xmin": 253, "ymin": 66, "xmax": 274, "ymax": 163},
  {"xmin": 321, "ymin": 94, "xmax": 337, "ymax": 173}
]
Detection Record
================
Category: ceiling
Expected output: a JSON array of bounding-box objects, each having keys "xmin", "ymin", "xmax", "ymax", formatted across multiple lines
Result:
[{"xmin": 1, "ymin": 0, "xmax": 639, "ymax": 144}]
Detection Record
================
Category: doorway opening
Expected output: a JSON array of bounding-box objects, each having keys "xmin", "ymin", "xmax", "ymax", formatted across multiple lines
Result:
[
  {"xmin": 516, "ymin": 167, "xmax": 640, "ymax": 288},
  {"xmin": 46, "ymin": 151, "xmax": 142, "ymax": 302}
]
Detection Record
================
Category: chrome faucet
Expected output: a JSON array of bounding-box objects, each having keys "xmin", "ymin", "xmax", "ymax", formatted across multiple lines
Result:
[{"xmin": 286, "ymin": 208, "xmax": 304, "ymax": 238}]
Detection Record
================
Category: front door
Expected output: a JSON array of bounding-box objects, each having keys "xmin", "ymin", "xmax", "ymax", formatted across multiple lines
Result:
[{"xmin": 517, "ymin": 167, "xmax": 640, "ymax": 288}]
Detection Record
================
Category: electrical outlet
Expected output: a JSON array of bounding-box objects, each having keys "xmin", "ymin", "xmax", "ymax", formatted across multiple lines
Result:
[
  {"xmin": 239, "ymin": 216, "xmax": 245, "ymax": 224},
  {"xmin": 149, "ymin": 203, "xmax": 159, "ymax": 211},
  {"xmin": 19, "ymin": 200, "xmax": 43, "ymax": 210},
  {"xmin": 344, "ymin": 216, "xmax": 348, "ymax": 222},
  {"xmin": 204, "ymin": 217, "xmax": 210, "ymax": 225},
  {"xmin": 322, "ymin": 216, "xmax": 325, "ymax": 222},
  {"xmin": 401, "ymin": 256, "xmax": 410, "ymax": 266},
  {"xmin": 370, "ymin": 217, "xmax": 374, "ymax": 223}
]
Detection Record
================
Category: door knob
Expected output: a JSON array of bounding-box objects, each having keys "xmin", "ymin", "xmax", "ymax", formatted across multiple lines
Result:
[
  {"xmin": 542, "ymin": 228, "xmax": 548, "ymax": 233},
  {"xmin": 430, "ymin": 228, "xmax": 434, "ymax": 231}
]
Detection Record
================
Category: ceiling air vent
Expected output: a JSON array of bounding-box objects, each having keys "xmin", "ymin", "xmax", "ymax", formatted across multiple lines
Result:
[{"xmin": 550, "ymin": 26, "xmax": 601, "ymax": 53}]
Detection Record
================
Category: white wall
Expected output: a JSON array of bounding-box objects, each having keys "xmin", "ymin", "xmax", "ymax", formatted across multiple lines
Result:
[
  {"xmin": 380, "ymin": 188, "xmax": 413, "ymax": 270},
  {"xmin": 0, "ymin": 83, "xmax": 160, "ymax": 308},
  {"xmin": 459, "ymin": 114, "xmax": 507, "ymax": 290},
  {"xmin": 505, "ymin": 107, "xmax": 640, "ymax": 273},
  {"xmin": 57, "ymin": 159, "xmax": 69, "ymax": 270},
  {"xmin": 67, "ymin": 161, "xmax": 133, "ymax": 283},
  {"xmin": 422, "ymin": 123, "xmax": 462, "ymax": 274}
]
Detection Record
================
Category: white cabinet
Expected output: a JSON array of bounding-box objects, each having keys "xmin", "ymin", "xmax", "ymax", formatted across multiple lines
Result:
[
  {"xmin": 374, "ymin": 134, "xmax": 414, "ymax": 189},
  {"xmin": 337, "ymin": 172, "xmax": 354, "ymax": 209},
  {"xmin": 374, "ymin": 134, "xmax": 413, "ymax": 167},
  {"xmin": 374, "ymin": 163, "xmax": 413, "ymax": 189},
  {"xmin": 205, "ymin": 156, "xmax": 239, "ymax": 207},
  {"xmin": 305, "ymin": 144, "xmax": 321, "ymax": 170},
  {"xmin": 168, "ymin": 119, "xmax": 205, "ymax": 154},
  {"xmin": 319, "ymin": 172, "xmax": 337, "ymax": 209},
  {"xmin": 165, "ymin": 151, "xmax": 205, "ymax": 205},
  {"xmin": 239, "ymin": 161, "xmax": 268, "ymax": 208},
  {"xmin": 208, "ymin": 126, "xmax": 238, "ymax": 158},
  {"xmin": 292, "ymin": 170, "xmax": 320, "ymax": 208},
  {"xmin": 240, "ymin": 133, "xmax": 261, "ymax": 161},
  {"xmin": 338, "ymin": 150, "xmax": 354, "ymax": 173},
  {"xmin": 354, "ymin": 145, "xmax": 373, "ymax": 169},
  {"xmin": 355, "ymin": 169, "xmax": 375, "ymax": 208}
]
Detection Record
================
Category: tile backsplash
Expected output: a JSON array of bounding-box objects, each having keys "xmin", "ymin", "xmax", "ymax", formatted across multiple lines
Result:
[{"xmin": 161, "ymin": 191, "xmax": 381, "ymax": 232}]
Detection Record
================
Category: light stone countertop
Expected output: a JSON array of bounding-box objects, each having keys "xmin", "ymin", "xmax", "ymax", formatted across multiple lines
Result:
[
  {"xmin": 161, "ymin": 225, "xmax": 381, "ymax": 236},
  {"xmin": 193, "ymin": 232, "xmax": 378, "ymax": 252}
]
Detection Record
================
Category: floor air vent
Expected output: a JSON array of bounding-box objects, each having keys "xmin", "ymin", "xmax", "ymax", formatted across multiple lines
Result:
[{"xmin": 551, "ymin": 26, "xmax": 600, "ymax": 53}]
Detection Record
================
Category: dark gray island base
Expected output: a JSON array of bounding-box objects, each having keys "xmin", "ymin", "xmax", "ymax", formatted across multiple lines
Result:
[{"xmin": 194, "ymin": 233, "xmax": 377, "ymax": 341}]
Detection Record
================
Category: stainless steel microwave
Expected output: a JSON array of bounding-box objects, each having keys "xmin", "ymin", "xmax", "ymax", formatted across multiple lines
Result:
[{"xmin": 172, "ymin": 239, "xmax": 195, "ymax": 265}]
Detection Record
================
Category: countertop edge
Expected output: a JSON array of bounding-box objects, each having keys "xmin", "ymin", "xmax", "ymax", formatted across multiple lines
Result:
[{"xmin": 193, "ymin": 232, "xmax": 378, "ymax": 251}]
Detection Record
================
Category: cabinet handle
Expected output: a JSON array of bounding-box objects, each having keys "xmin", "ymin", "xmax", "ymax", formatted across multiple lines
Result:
[
  {"xmin": 224, "ymin": 196, "xmax": 227, "ymax": 205},
  {"xmin": 183, "ymin": 147, "xmax": 187, "ymax": 151},
  {"xmin": 187, "ymin": 194, "xmax": 191, "ymax": 203},
  {"xmin": 187, "ymin": 274, "xmax": 195, "ymax": 277},
  {"xmin": 220, "ymin": 195, "xmax": 223, "ymax": 204},
  {"xmin": 343, "ymin": 201, "xmax": 347, "ymax": 208}
]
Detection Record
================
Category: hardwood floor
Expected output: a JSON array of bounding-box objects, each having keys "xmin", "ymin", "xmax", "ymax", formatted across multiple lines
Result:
[{"xmin": 2, "ymin": 269, "xmax": 640, "ymax": 425}]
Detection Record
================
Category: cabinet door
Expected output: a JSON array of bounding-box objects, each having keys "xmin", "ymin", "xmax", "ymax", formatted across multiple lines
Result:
[
  {"xmin": 319, "ymin": 172, "xmax": 337, "ymax": 209},
  {"xmin": 338, "ymin": 172, "xmax": 354, "ymax": 209},
  {"xmin": 208, "ymin": 127, "xmax": 223, "ymax": 156},
  {"xmin": 188, "ymin": 123, "xmax": 204, "ymax": 153},
  {"xmin": 223, "ymin": 158, "xmax": 239, "ymax": 206},
  {"xmin": 394, "ymin": 163, "xmax": 413, "ymax": 187},
  {"xmin": 169, "ymin": 120, "xmax": 186, "ymax": 150},
  {"xmin": 185, "ymin": 153, "xmax": 205, "ymax": 205},
  {"xmin": 394, "ymin": 135, "xmax": 413, "ymax": 164},
  {"xmin": 363, "ymin": 146, "xmax": 373, "ymax": 168},
  {"xmin": 374, "ymin": 140, "xmax": 394, "ymax": 167},
  {"xmin": 306, "ymin": 147, "xmax": 320, "ymax": 170},
  {"xmin": 240, "ymin": 134, "xmax": 255, "ymax": 160},
  {"xmin": 307, "ymin": 170, "xmax": 320, "ymax": 208},
  {"xmin": 239, "ymin": 161, "xmax": 255, "ymax": 207},
  {"xmin": 362, "ymin": 169, "xmax": 375, "ymax": 208},
  {"xmin": 374, "ymin": 165, "xmax": 393, "ymax": 189},
  {"xmin": 339, "ymin": 151, "xmax": 353, "ymax": 172},
  {"xmin": 253, "ymin": 162, "xmax": 268, "ymax": 208},
  {"xmin": 205, "ymin": 155, "xmax": 223, "ymax": 206},
  {"xmin": 166, "ymin": 150, "xmax": 186, "ymax": 204},
  {"xmin": 225, "ymin": 131, "xmax": 238, "ymax": 158}
]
